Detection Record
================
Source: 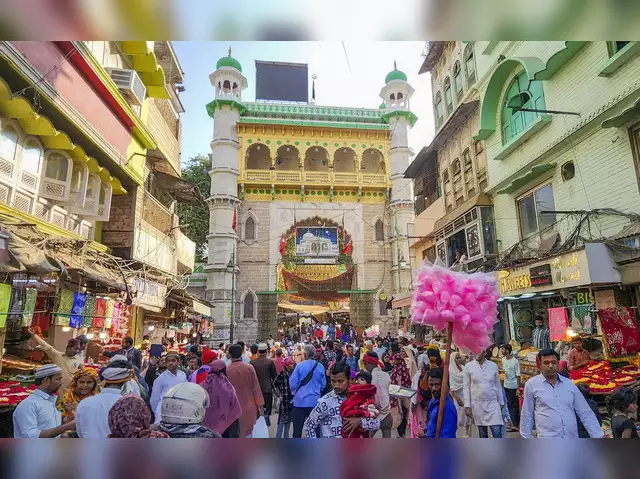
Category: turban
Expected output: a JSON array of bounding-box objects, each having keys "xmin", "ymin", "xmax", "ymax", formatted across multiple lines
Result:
[
  {"xmin": 363, "ymin": 353, "xmax": 380, "ymax": 366},
  {"xmin": 101, "ymin": 360, "xmax": 134, "ymax": 384}
]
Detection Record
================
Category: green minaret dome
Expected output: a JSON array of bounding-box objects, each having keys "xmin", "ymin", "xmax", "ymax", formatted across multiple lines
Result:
[
  {"xmin": 385, "ymin": 60, "xmax": 407, "ymax": 83},
  {"xmin": 217, "ymin": 47, "xmax": 242, "ymax": 72}
]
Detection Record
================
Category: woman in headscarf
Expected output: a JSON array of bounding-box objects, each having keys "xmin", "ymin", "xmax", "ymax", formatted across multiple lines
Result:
[
  {"xmin": 390, "ymin": 353, "xmax": 412, "ymax": 437},
  {"xmin": 402, "ymin": 345, "xmax": 418, "ymax": 379},
  {"xmin": 200, "ymin": 360, "xmax": 242, "ymax": 438},
  {"xmin": 57, "ymin": 367, "xmax": 100, "ymax": 434},
  {"xmin": 410, "ymin": 353, "xmax": 430, "ymax": 437},
  {"xmin": 108, "ymin": 395, "xmax": 169, "ymax": 438},
  {"xmin": 381, "ymin": 352, "xmax": 394, "ymax": 373},
  {"xmin": 448, "ymin": 351, "xmax": 471, "ymax": 437}
]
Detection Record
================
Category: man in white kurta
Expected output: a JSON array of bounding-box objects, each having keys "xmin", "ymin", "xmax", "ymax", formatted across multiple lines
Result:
[
  {"xmin": 150, "ymin": 352, "xmax": 187, "ymax": 423},
  {"xmin": 463, "ymin": 350, "xmax": 504, "ymax": 438}
]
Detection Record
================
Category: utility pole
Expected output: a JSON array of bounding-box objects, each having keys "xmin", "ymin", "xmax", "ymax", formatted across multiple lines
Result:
[{"xmin": 229, "ymin": 243, "xmax": 236, "ymax": 343}]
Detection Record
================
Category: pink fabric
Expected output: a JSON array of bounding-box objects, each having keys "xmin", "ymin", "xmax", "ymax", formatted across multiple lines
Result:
[
  {"xmin": 274, "ymin": 357, "xmax": 285, "ymax": 375},
  {"xmin": 548, "ymin": 307, "xmax": 569, "ymax": 341},
  {"xmin": 599, "ymin": 307, "xmax": 640, "ymax": 357},
  {"xmin": 201, "ymin": 360, "xmax": 242, "ymax": 434}
]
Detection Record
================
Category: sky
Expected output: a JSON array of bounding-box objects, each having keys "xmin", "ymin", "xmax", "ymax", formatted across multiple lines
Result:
[{"xmin": 172, "ymin": 42, "xmax": 434, "ymax": 166}]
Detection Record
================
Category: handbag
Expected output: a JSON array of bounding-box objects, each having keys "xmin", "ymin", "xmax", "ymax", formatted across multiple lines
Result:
[
  {"xmin": 297, "ymin": 362, "xmax": 319, "ymax": 390},
  {"xmin": 251, "ymin": 416, "xmax": 270, "ymax": 438}
]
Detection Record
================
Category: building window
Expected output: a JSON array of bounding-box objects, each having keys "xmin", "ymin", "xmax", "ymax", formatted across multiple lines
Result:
[
  {"xmin": 501, "ymin": 71, "xmax": 546, "ymax": 145},
  {"xmin": 561, "ymin": 161, "xmax": 575, "ymax": 181},
  {"xmin": 434, "ymin": 92, "xmax": 444, "ymax": 126},
  {"xmin": 453, "ymin": 61, "xmax": 463, "ymax": 100},
  {"xmin": 243, "ymin": 293, "xmax": 255, "ymax": 319},
  {"xmin": 444, "ymin": 77, "xmax": 453, "ymax": 114},
  {"xmin": 0, "ymin": 126, "xmax": 18, "ymax": 178},
  {"xmin": 374, "ymin": 219, "xmax": 385, "ymax": 242},
  {"xmin": 21, "ymin": 139, "xmax": 42, "ymax": 175},
  {"xmin": 517, "ymin": 183, "xmax": 556, "ymax": 239},
  {"xmin": 464, "ymin": 44, "xmax": 476, "ymax": 85},
  {"xmin": 244, "ymin": 216, "xmax": 256, "ymax": 240},
  {"xmin": 463, "ymin": 149, "xmax": 472, "ymax": 171},
  {"xmin": 442, "ymin": 170, "xmax": 450, "ymax": 183},
  {"xmin": 379, "ymin": 298, "xmax": 388, "ymax": 316},
  {"xmin": 609, "ymin": 41, "xmax": 631, "ymax": 57},
  {"xmin": 452, "ymin": 159, "xmax": 461, "ymax": 176},
  {"xmin": 45, "ymin": 152, "xmax": 69, "ymax": 182}
]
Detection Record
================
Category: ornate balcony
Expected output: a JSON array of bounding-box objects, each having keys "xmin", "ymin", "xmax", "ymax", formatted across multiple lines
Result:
[{"xmin": 241, "ymin": 169, "xmax": 388, "ymax": 188}]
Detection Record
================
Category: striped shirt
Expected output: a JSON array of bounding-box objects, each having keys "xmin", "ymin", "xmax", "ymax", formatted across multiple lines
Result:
[{"xmin": 532, "ymin": 326, "xmax": 551, "ymax": 350}]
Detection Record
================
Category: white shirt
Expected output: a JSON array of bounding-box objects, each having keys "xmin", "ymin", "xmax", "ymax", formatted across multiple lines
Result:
[
  {"xmin": 463, "ymin": 359, "xmax": 504, "ymax": 427},
  {"xmin": 76, "ymin": 388, "xmax": 124, "ymax": 438},
  {"xmin": 150, "ymin": 369, "xmax": 187, "ymax": 423},
  {"xmin": 501, "ymin": 356, "xmax": 521, "ymax": 390},
  {"xmin": 371, "ymin": 367, "xmax": 391, "ymax": 420},
  {"xmin": 13, "ymin": 389, "xmax": 61, "ymax": 438}
]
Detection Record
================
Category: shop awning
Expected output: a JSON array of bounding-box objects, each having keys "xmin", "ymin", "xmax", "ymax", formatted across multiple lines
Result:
[
  {"xmin": 278, "ymin": 302, "xmax": 330, "ymax": 315},
  {"xmin": 602, "ymin": 97, "xmax": 640, "ymax": 129},
  {"xmin": 120, "ymin": 42, "xmax": 169, "ymax": 99},
  {"xmin": 191, "ymin": 298, "xmax": 212, "ymax": 316},
  {"xmin": 0, "ymin": 76, "xmax": 127, "ymax": 195},
  {"xmin": 496, "ymin": 163, "xmax": 556, "ymax": 195},
  {"xmin": 392, "ymin": 292, "xmax": 413, "ymax": 309}
]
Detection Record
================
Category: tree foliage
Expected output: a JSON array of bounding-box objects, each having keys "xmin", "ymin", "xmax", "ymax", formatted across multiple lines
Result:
[{"xmin": 176, "ymin": 154, "xmax": 210, "ymax": 260}]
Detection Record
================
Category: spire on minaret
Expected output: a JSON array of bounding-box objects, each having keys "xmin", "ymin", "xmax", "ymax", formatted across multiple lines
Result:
[
  {"xmin": 228, "ymin": 46, "xmax": 232, "ymax": 57},
  {"xmin": 394, "ymin": 60, "xmax": 397, "ymax": 70}
]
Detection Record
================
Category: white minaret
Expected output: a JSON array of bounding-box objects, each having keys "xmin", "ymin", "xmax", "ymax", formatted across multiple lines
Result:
[
  {"xmin": 206, "ymin": 49, "xmax": 248, "ymax": 342},
  {"xmin": 380, "ymin": 63, "xmax": 417, "ymax": 296}
]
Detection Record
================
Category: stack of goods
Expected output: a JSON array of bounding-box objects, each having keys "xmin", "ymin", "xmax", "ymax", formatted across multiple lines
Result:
[
  {"xmin": 569, "ymin": 360, "xmax": 640, "ymax": 393},
  {"xmin": 1, "ymin": 355, "xmax": 40, "ymax": 374},
  {"xmin": 0, "ymin": 382, "xmax": 36, "ymax": 406}
]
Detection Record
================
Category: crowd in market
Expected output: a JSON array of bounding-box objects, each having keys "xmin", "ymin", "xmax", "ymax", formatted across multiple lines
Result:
[{"xmin": 9, "ymin": 321, "xmax": 639, "ymax": 438}]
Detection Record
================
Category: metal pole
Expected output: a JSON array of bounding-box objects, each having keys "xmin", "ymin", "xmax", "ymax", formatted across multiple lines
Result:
[{"xmin": 229, "ymin": 243, "xmax": 236, "ymax": 344}]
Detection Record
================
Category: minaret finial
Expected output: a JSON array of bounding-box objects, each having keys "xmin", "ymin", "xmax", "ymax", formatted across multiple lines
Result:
[
  {"xmin": 394, "ymin": 60, "xmax": 397, "ymax": 70},
  {"xmin": 228, "ymin": 46, "xmax": 232, "ymax": 57}
]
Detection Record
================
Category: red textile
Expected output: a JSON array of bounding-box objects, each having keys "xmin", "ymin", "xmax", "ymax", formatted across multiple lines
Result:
[
  {"xmin": 93, "ymin": 298, "xmax": 106, "ymax": 328},
  {"xmin": 340, "ymin": 384, "xmax": 378, "ymax": 438},
  {"xmin": 548, "ymin": 307, "xmax": 569, "ymax": 341},
  {"xmin": 599, "ymin": 307, "xmax": 640, "ymax": 357}
]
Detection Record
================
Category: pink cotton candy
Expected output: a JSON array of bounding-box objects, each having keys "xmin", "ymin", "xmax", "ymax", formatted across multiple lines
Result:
[{"xmin": 410, "ymin": 260, "xmax": 500, "ymax": 352}]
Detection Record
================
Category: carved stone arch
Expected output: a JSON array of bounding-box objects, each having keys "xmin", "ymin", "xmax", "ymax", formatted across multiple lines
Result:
[
  {"xmin": 361, "ymin": 148, "xmax": 385, "ymax": 173},
  {"xmin": 245, "ymin": 143, "xmax": 271, "ymax": 169},
  {"xmin": 242, "ymin": 210, "xmax": 259, "ymax": 242},
  {"xmin": 333, "ymin": 146, "xmax": 357, "ymax": 173},
  {"xmin": 240, "ymin": 289, "xmax": 258, "ymax": 320},
  {"xmin": 275, "ymin": 144, "xmax": 300, "ymax": 170},
  {"xmin": 304, "ymin": 145, "xmax": 330, "ymax": 171},
  {"xmin": 371, "ymin": 214, "xmax": 386, "ymax": 242}
]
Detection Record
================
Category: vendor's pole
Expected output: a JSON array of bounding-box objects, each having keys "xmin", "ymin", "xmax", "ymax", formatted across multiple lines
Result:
[{"xmin": 435, "ymin": 321, "xmax": 454, "ymax": 438}]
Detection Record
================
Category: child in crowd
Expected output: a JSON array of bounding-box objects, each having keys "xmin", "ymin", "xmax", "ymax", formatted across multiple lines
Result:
[{"xmin": 339, "ymin": 370, "xmax": 379, "ymax": 438}]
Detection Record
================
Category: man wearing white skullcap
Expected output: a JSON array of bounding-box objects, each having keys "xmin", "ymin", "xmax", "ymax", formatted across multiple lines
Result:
[
  {"xmin": 13, "ymin": 364, "xmax": 76, "ymax": 438},
  {"xmin": 76, "ymin": 357, "xmax": 138, "ymax": 438}
]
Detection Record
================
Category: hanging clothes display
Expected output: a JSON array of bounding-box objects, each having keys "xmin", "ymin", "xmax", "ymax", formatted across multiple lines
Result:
[
  {"xmin": 548, "ymin": 307, "xmax": 569, "ymax": 341},
  {"xmin": 571, "ymin": 304, "xmax": 593, "ymax": 334},
  {"xmin": 21, "ymin": 288, "xmax": 37, "ymax": 327},
  {"xmin": 0, "ymin": 283, "xmax": 11, "ymax": 328},
  {"xmin": 93, "ymin": 297, "xmax": 107, "ymax": 328},
  {"xmin": 55, "ymin": 289, "xmax": 74, "ymax": 326},
  {"xmin": 69, "ymin": 292, "xmax": 87, "ymax": 329},
  {"xmin": 82, "ymin": 295, "xmax": 96, "ymax": 328},
  {"xmin": 598, "ymin": 307, "xmax": 640, "ymax": 357},
  {"xmin": 104, "ymin": 299, "xmax": 114, "ymax": 329},
  {"xmin": 110, "ymin": 301, "xmax": 121, "ymax": 331}
]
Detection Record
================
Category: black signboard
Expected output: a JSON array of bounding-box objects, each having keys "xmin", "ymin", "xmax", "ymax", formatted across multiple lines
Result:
[
  {"xmin": 255, "ymin": 61, "xmax": 308, "ymax": 103},
  {"xmin": 530, "ymin": 264, "xmax": 553, "ymax": 287}
]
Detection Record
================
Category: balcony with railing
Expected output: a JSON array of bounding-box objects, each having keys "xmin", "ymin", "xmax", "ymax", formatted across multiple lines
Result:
[
  {"xmin": 241, "ymin": 170, "xmax": 388, "ymax": 187},
  {"xmin": 146, "ymin": 98, "xmax": 181, "ymax": 175},
  {"xmin": 175, "ymin": 229, "xmax": 195, "ymax": 273}
]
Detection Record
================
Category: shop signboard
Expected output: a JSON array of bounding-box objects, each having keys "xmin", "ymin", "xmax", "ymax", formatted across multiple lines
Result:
[
  {"xmin": 132, "ymin": 277, "xmax": 167, "ymax": 312},
  {"xmin": 295, "ymin": 227, "xmax": 339, "ymax": 257},
  {"xmin": 498, "ymin": 244, "xmax": 620, "ymax": 296},
  {"xmin": 530, "ymin": 264, "xmax": 553, "ymax": 287}
]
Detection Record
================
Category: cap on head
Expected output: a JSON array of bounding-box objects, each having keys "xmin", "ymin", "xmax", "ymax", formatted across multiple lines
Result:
[
  {"xmin": 35, "ymin": 364, "xmax": 62, "ymax": 380},
  {"xmin": 202, "ymin": 349, "xmax": 217, "ymax": 365},
  {"xmin": 258, "ymin": 343, "xmax": 268, "ymax": 352}
]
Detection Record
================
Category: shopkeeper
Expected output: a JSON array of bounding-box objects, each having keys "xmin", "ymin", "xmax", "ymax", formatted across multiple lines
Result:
[
  {"xmin": 567, "ymin": 337, "xmax": 591, "ymax": 371},
  {"xmin": 28, "ymin": 329, "xmax": 82, "ymax": 395}
]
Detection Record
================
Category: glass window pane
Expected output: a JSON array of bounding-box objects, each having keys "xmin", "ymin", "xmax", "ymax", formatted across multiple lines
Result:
[
  {"xmin": 71, "ymin": 164, "xmax": 84, "ymax": 189},
  {"xmin": 22, "ymin": 141, "xmax": 42, "ymax": 174},
  {"xmin": 535, "ymin": 184, "xmax": 556, "ymax": 229},
  {"xmin": 0, "ymin": 128, "xmax": 18, "ymax": 162},
  {"xmin": 518, "ymin": 193, "xmax": 538, "ymax": 238},
  {"xmin": 46, "ymin": 153, "xmax": 68, "ymax": 181}
]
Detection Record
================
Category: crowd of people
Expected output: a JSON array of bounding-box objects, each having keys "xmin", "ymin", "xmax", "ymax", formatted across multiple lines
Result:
[{"xmin": 11, "ymin": 327, "xmax": 637, "ymax": 439}]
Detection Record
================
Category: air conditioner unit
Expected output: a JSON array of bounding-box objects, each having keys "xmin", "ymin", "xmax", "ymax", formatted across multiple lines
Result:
[{"xmin": 105, "ymin": 67, "xmax": 146, "ymax": 106}]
